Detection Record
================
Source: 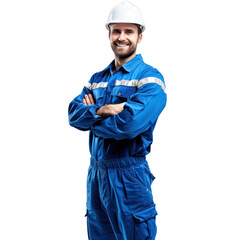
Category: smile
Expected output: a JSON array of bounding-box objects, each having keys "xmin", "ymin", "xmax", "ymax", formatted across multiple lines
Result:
[{"xmin": 115, "ymin": 43, "xmax": 129, "ymax": 48}]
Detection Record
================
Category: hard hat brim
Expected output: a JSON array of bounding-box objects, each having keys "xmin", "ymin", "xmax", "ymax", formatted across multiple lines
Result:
[{"xmin": 105, "ymin": 21, "xmax": 145, "ymax": 32}]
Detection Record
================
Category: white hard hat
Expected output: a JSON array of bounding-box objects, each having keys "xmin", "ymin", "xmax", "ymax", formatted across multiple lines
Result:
[{"xmin": 106, "ymin": 1, "xmax": 145, "ymax": 32}]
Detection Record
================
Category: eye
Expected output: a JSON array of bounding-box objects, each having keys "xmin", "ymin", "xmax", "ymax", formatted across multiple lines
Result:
[
  {"xmin": 112, "ymin": 29, "xmax": 121, "ymax": 34},
  {"xmin": 126, "ymin": 30, "xmax": 134, "ymax": 34}
]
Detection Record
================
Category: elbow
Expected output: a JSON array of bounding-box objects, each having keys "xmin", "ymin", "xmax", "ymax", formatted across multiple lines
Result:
[
  {"xmin": 113, "ymin": 124, "xmax": 146, "ymax": 140},
  {"xmin": 68, "ymin": 107, "xmax": 89, "ymax": 131},
  {"xmin": 68, "ymin": 118, "xmax": 89, "ymax": 131},
  {"xmin": 68, "ymin": 114, "xmax": 79, "ymax": 129},
  {"xmin": 114, "ymin": 131, "xmax": 135, "ymax": 140},
  {"xmin": 68, "ymin": 116, "xmax": 76, "ymax": 128},
  {"xmin": 68, "ymin": 105, "xmax": 77, "ymax": 127}
]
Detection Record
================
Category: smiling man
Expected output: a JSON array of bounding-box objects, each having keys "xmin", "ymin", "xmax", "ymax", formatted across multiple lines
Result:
[
  {"xmin": 110, "ymin": 23, "xmax": 142, "ymax": 61},
  {"xmin": 68, "ymin": 1, "xmax": 167, "ymax": 240}
]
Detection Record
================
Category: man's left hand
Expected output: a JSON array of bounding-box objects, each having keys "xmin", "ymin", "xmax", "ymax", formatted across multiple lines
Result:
[{"xmin": 83, "ymin": 94, "xmax": 95, "ymax": 105}]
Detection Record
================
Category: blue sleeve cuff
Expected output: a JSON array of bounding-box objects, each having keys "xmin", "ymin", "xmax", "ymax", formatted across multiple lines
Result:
[{"xmin": 88, "ymin": 105, "xmax": 104, "ymax": 120}]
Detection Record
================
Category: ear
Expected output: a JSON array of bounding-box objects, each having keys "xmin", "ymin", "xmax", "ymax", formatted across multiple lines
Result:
[
  {"xmin": 108, "ymin": 24, "xmax": 112, "ymax": 39},
  {"xmin": 138, "ymin": 33, "xmax": 143, "ymax": 43}
]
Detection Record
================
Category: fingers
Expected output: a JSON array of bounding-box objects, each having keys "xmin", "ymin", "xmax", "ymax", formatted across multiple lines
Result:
[
  {"xmin": 85, "ymin": 94, "xmax": 91, "ymax": 105},
  {"xmin": 83, "ymin": 94, "xmax": 95, "ymax": 105},
  {"xmin": 88, "ymin": 94, "xmax": 95, "ymax": 105}
]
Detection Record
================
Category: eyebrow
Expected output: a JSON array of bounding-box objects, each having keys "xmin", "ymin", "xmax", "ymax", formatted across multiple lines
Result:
[{"xmin": 112, "ymin": 28, "xmax": 135, "ymax": 32}]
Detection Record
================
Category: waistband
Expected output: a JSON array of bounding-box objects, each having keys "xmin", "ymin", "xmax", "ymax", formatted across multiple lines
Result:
[{"xmin": 90, "ymin": 156, "xmax": 146, "ymax": 169}]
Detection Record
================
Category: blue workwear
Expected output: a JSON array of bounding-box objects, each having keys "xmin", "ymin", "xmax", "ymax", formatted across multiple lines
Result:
[{"xmin": 68, "ymin": 54, "xmax": 167, "ymax": 240}]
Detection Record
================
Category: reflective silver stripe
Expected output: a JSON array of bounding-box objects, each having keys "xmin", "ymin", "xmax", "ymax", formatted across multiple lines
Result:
[
  {"xmin": 115, "ymin": 79, "xmax": 139, "ymax": 87},
  {"xmin": 138, "ymin": 77, "xmax": 166, "ymax": 92},
  {"xmin": 115, "ymin": 77, "xmax": 166, "ymax": 92},
  {"xmin": 87, "ymin": 77, "xmax": 166, "ymax": 92},
  {"xmin": 85, "ymin": 82, "xmax": 108, "ymax": 90},
  {"xmin": 85, "ymin": 83, "xmax": 92, "ymax": 89}
]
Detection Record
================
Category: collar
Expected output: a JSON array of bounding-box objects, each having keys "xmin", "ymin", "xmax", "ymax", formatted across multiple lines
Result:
[
  {"xmin": 121, "ymin": 54, "xmax": 143, "ymax": 72},
  {"xmin": 103, "ymin": 54, "xmax": 143, "ymax": 74}
]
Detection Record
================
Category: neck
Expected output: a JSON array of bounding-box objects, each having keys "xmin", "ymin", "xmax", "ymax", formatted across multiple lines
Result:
[{"xmin": 114, "ymin": 52, "xmax": 137, "ymax": 72}]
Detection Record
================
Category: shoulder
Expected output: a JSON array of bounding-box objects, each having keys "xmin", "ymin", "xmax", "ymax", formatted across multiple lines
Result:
[
  {"xmin": 139, "ymin": 63, "xmax": 164, "ymax": 81},
  {"xmin": 88, "ymin": 69, "xmax": 108, "ymax": 84},
  {"xmin": 134, "ymin": 62, "xmax": 166, "ymax": 91}
]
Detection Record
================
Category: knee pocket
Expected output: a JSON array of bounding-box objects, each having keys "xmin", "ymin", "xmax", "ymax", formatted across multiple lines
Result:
[{"xmin": 132, "ymin": 204, "xmax": 158, "ymax": 240}]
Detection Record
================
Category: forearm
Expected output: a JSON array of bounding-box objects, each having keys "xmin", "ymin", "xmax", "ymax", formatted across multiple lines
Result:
[{"xmin": 96, "ymin": 103, "xmax": 125, "ymax": 118}]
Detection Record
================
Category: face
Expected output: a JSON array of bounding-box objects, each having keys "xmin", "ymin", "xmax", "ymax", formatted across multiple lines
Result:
[{"xmin": 109, "ymin": 23, "xmax": 142, "ymax": 60}]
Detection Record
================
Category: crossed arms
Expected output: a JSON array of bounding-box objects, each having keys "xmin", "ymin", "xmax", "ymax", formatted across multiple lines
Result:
[
  {"xmin": 69, "ymin": 82, "xmax": 167, "ymax": 140},
  {"xmin": 82, "ymin": 94, "xmax": 125, "ymax": 118}
]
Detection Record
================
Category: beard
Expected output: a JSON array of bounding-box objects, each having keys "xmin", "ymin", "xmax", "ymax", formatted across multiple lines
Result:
[
  {"xmin": 111, "ymin": 40, "xmax": 138, "ymax": 60},
  {"xmin": 117, "ymin": 48, "xmax": 136, "ymax": 60}
]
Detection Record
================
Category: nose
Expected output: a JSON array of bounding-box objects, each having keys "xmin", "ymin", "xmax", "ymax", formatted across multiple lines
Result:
[{"xmin": 118, "ymin": 31, "xmax": 126, "ymax": 41}]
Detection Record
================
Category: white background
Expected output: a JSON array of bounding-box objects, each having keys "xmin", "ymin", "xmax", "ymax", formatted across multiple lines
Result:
[{"xmin": 0, "ymin": 0, "xmax": 240, "ymax": 239}]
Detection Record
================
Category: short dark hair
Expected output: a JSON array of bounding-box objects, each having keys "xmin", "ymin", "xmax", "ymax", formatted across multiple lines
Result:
[{"xmin": 135, "ymin": 24, "xmax": 143, "ymax": 35}]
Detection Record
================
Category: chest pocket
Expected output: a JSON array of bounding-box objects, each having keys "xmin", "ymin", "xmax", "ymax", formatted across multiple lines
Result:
[
  {"xmin": 110, "ymin": 86, "xmax": 136, "ymax": 104},
  {"xmin": 92, "ymin": 88, "xmax": 105, "ymax": 105}
]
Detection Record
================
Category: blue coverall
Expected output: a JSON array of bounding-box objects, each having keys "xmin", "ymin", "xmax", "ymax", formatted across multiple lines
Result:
[{"xmin": 68, "ymin": 54, "xmax": 167, "ymax": 240}]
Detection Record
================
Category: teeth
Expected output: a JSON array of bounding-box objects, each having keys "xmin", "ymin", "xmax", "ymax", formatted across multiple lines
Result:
[{"xmin": 116, "ymin": 43, "xmax": 128, "ymax": 47}]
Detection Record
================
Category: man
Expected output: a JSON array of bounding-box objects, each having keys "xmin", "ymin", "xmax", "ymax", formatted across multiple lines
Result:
[{"xmin": 68, "ymin": 1, "xmax": 167, "ymax": 239}]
